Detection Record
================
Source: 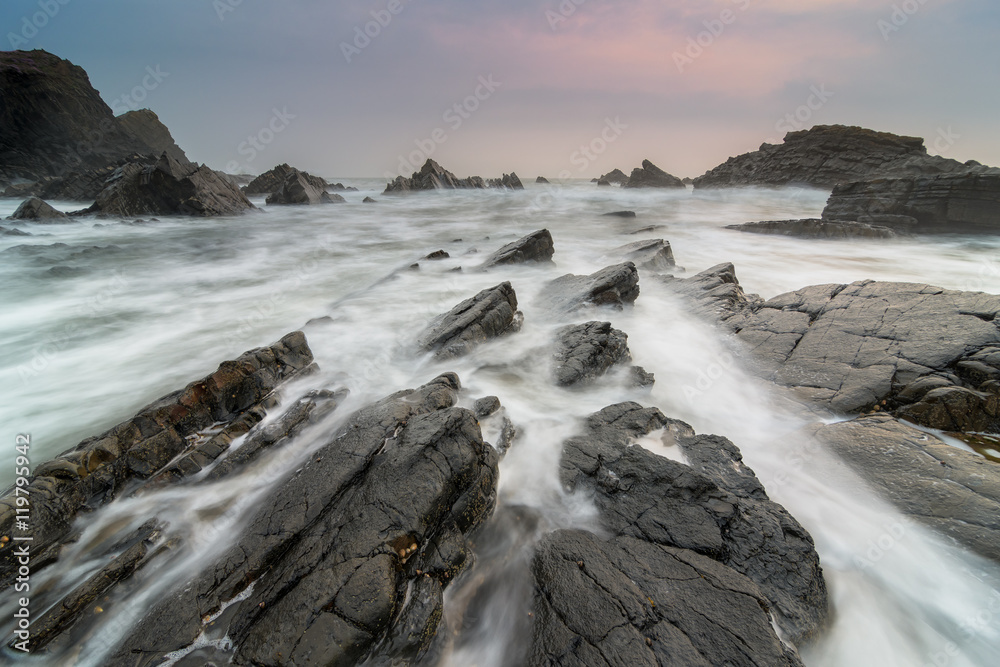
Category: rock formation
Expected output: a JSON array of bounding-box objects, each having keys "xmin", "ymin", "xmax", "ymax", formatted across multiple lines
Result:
[
  {"xmin": 242, "ymin": 163, "xmax": 327, "ymax": 196},
  {"xmin": 6, "ymin": 197, "xmax": 68, "ymax": 222},
  {"xmin": 480, "ymin": 229, "xmax": 555, "ymax": 269},
  {"xmin": 418, "ymin": 282, "xmax": 523, "ymax": 359},
  {"xmin": 596, "ymin": 168, "xmax": 628, "ymax": 185},
  {"xmin": 623, "ymin": 160, "xmax": 685, "ymax": 189},
  {"xmin": 541, "ymin": 263, "xmax": 641, "ymax": 312},
  {"xmin": 265, "ymin": 169, "xmax": 345, "ymax": 205},
  {"xmin": 384, "ymin": 159, "xmax": 524, "ymax": 194},
  {"xmin": 727, "ymin": 218, "xmax": 900, "ymax": 239},
  {"xmin": 692, "ymin": 125, "xmax": 994, "ymax": 190}
]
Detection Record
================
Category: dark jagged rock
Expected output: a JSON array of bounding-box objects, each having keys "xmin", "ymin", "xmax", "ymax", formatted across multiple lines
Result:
[
  {"xmin": 529, "ymin": 530, "xmax": 805, "ymax": 667},
  {"xmin": 486, "ymin": 172, "xmax": 524, "ymax": 190},
  {"xmin": 553, "ymin": 321, "xmax": 635, "ymax": 386},
  {"xmin": 474, "ymin": 396, "xmax": 502, "ymax": 419},
  {"xmin": 813, "ymin": 414, "xmax": 1000, "ymax": 564},
  {"xmin": 6, "ymin": 197, "xmax": 67, "ymax": 221},
  {"xmin": 597, "ymin": 168, "xmax": 628, "ymax": 185},
  {"xmin": 668, "ymin": 262, "xmax": 763, "ymax": 331},
  {"xmin": 821, "ymin": 173, "xmax": 1000, "ymax": 233},
  {"xmin": 109, "ymin": 373, "xmax": 499, "ymax": 666},
  {"xmin": 736, "ymin": 280, "xmax": 1000, "ymax": 415},
  {"xmin": 265, "ymin": 169, "xmax": 344, "ymax": 205},
  {"xmin": 602, "ymin": 210, "xmax": 636, "ymax": 218},
  {"xmin": 424, "ymin": 250, "xmax": 450, "ymax": 260},
  {"xmin": 242, "ymin": 163, "xmax": 327, "ymax": 196},
  {"xmin": 693, "ymin": 125, "xmax": 994, "ymax": 190},
  {"xmin": 418, "ymin": 282, "xmax": 523, "ymax": 359},
  {"xmin": 86, "ymin": 153, "xmax": 255, "ymax": 217},
  {"xmin": 596, "ymin": 179, "xmax": 611, "ymax": 186},
  {"xmin": 613, "ymin": 239, "xmax": 675, "ymax": 271},
  {"xmin": 8, "ymin": 153, "xmax": 152, "ymax": 201},
  {"xmin": 0, "ymin": 50, "xmax": 189, "ymax": 184},
  {"xmin": 1, "ymin": 226, "xmax": 31, "ymax": 236},
  {"xmin": 0, "ymin": 331, "xmax": 315, "ymax": 585},
  {"xmin": 533, "ymin": 401, "xmax": 828, "ymax": 655},
  {"xmin": 541, "ymin": 263, "xmax": 640, "ymax": 312},
  {"xmin": 363, "ymin": 196, "xmax": 377, "ymax": 203},
  {"xmin": 535, "ymin": 176, "xmax": 550, "ymax": 184},
  {"xmin": 727, "ymin": 218, "xmax": 900, "ymax": 239},
  {"xmin": 384, "ymin": 159, "xmax": 487, "ymax": 193},
  {"xmin": 623, "ymin": 160, "xmax": 685, "ymax": 189},
  {"xmin": 480, "ymin": 229, "xmax": 554, "ymax": 269}
]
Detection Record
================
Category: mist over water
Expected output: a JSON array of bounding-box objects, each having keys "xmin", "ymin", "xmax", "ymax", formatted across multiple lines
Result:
[{"xmin": 2, "ymin": 182, "xmax": 1000, "ymax": 665}]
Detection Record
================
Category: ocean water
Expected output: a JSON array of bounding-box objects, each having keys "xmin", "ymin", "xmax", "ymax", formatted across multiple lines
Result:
[{"xmin": 1, "ymin": 182, "xmax": 999, "ymax": 665}]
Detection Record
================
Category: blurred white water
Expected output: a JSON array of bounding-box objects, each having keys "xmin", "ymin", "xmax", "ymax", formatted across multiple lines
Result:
[{"xmin": 1, "ymin": 182, "xmax": 999, "ymax": 665}]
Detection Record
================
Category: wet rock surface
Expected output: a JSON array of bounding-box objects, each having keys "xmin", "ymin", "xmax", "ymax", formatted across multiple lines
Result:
[
  {"xmin": 552, "ymin": 321, "xmax": 632, "ymax": 387},
  {"xmin": 418, "ymin": 282, "xmax": 523, "ymax": 359},
  {"xmin": 613, "ymin": 238, "xmax": 676, "ymax": 271},
  {"xmin": 480, "ymin": 229, "xmax": 555, "ymax": 269},
  {"xmin": 692, "ymin": 125, "xmax": 994, "ymax": 190},
  {"xmin": 6, "ymin": 197, "xmax": 68, "ymax": 221},
  {"xmin": 812, "ymin": 414, "xmax": 1000, "ymax": 564},
  {"xmin": 541, "ymin": 262, "xmax": 640, "ymax": 312},
  {"xmin": 821, "ymin": 173, "xmax": 1000, "ymax": 233},
  {"xmin": 623, "ymin": 159, "xmax": 685, "ymax": 189},
  {"xmin": 86, "ymin": 153, "xmax": 255, "ymax": 217},
  {"xmin": 243, "ymin": 163, "xmax": 327, "ymax": 196},
  {"xmin": 727, "ymin": 218, "xmax": 900, "ymax": 239},
  {"xmin": 109, "ymin": 373, "xmax": 498, "ymax": 666},
  {"xmin": 266, "ymin": 169, "xmax": 345, "ymax": 205},
  {"xmin": 668, "ymin": 262, "xmax": 764, "ymax": 331}
]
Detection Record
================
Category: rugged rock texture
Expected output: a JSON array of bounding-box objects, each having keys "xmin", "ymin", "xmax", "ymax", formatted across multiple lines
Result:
[
  {"xmin": 668, "ymin": 262, "xmax": 764, "ymax": 332},
  {"xmin": 541, "ymin": 263, "xmax": 640, "ymax": 312},
  {"xmin": 418, "ymin": 282, "xmax": 523, "ymax": 359},
  {"xmin": 265, "ymin": 170, "xmax": 345, "ymax": 205},
  {"xmin": 528, "ymin": 402, "xmax": 827, "ymax": 663},
  {"xmin": 0, "ymin": 50, "xmax": 189, "ymax": 184},
  {"xmin": 0, "ymin": 332, "xmax": 316, "ymax": 585},
  {"xmin": 813, "ymin": 414, "xmax": 1000, "ymax": 564},
  {"xmin": 86, "ymin": 153, "xmax": 255, "ymax": 217},
  {"xmin": 486, "ymin": 172, "xmax": 524, "ymax": 190},
  {"xmin": 480, "ymin": 229, "xmax": 555, "ymax": 269},
  {"xmin": 623, "ymin": 160, "xmax": 685, "ymax": 189},
  {"xmin": 6, "ymin": 197, "xmax": 67, "ymax": 221},
  {"xmin": 735, "ymin": 280, "xmax": 1000, "ymax": 415},
  {"xmin": 727, "ymin": 219, "xmax": 900, "ymax": 239},
  {"xmin": 384, "ymin": 159, "xmax": 523, "ymax": 194},
  {"xmin": 552, "ymin": 321, "xmax": 632, "ymax": 386},
  {"xmin": 597, "ymin": 168, "xmax": 628, "ymax": 185},
  {"xmin": 821, "ymin": 173, "xmax": 1000, "ymax": 233},
  {"xmin": 107, "ymin": 373, "xmax": 499, "ymax": 666},
  {"xmin": 4, "ymin": 154, "xmax": 151, "ymax": 201},
  {"xmin": 693, "ymin": 125, "xmax": 993, "ymax": 190},
  {"xmin": 242, "ymin": 163, "xmax": 327, "ymax": 196},
  {"xmin": 613, "ymin": 239, "xmax": 676, "ymax": 271}
]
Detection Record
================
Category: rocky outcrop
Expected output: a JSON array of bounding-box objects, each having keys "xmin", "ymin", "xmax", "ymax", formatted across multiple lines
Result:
[
  {"xmin": 735, "ymin": 280, "xmax": 1000, "ymax": 416},
  {"xmin": 418, "ymin": 282, "xmax": 523, "ymax": 359},
  {"xmin": 820, "ymin": 173, "xmax": 1000, "ymax": 233},
  {"xmin": 4, "ymin": 154, "xmax": 151, "ymax": 201},
  {"xmin": 536, "ymin": 176, "xmax": 550, "ymax": 184},
  {"xmin": 0, "ymin": 331, "xmax": 316, "ymax": 585},
  {"xmin": 668, "ymin": 262, "xmax": 763, "ymax": 331},
  {"xmin": 105, "ymin": 373, "xmax": 498, "ymax": 666},
  {"xmin": 541, "ymin": 263, "xmax": 640, "ymax": 312},
  {"xmin": 612, "ymin": 239, "xmax": 676, "ymax": 271},
  {"xmin": 486, "ymin": 172, "xmax": 524, "ymax": 190},
  {"xmin": 6, "ymin": 197, "xmax": 67, "ymax": 221},
  {"xmin": 553, "ymin": 321, "xmax": 640, "ymax": 386},
  {"xmin": 265, "ymin": 170, "xmax": 345, "ymax": 205},
  {"xmin": 528, "ymin": 402, "xmax": 827, "ymax": 663},
  {"xmin": 384, "ymin": 159, "xmax": 523, "ymax": 194},
  {"xmin": 242, "ymin": 163, "xmax": 327, "ymax": 196},
  {"xmin": 0, "ymin": 50, "xmax": 189, "ymax": 184},
  {"xmin": 813, "ymin": 414, "xmax": 1000, "ymax": 564},
  {"xmin": 693, "ymin": 125, "xmax": 993, "ymax": 190},
  {"xmin": 480, "ymin": 229, "xmax": 555, "ymax": 269},
  {"xmin": 86, "ymin": 153, "xmax": 255, "ymax": 217},
  {"xmin": 727, "ymin": 218, "xmax": 900, "ymax": 239},
  {"xmin": 623, "ymin": 160, "xmax": 685, "ymax": 189},
  {"xmin": 596, "ymin": 168, "xmax": 628, "ymax": 185}
]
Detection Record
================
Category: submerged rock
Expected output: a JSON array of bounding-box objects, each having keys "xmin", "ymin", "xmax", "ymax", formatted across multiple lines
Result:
[
  {"xmin": 602, "ymin": 210, "xmax": 636, "ymax": 218},
  {"xmin": 418, "ymin": 282, "xmax": 523, "ymax": 359},
  {"xmin": 541, "ymin": 262, "xmax": 640, "ymax": 312},
  {"xmin": 480, "ymin": 229, "xmax": 555, "ymax": 269},
  {"xmin": 821, "ymin": 173, "xmax": 1000, "ymax": 233},
  {"xmin": 623, "ymin": 160, "xmax": 685, "ymax": 189},
  {"xmin": 87, "ymin": 153, "xmax": 254, "ymax": 217},
  {"xmin": 486, "ymin": 172, "xmax": 524, "ymax": 190},
  {"xmin": 727, "ymin": 218, "xmax": 900, "ymax": 239},
  {"xmin": 692, "ymin": 125, "xmax": 994, "ymax": 190},
  {"xmin": 6, "ymin": 197, "xmax": 68, "ymax": 221}
]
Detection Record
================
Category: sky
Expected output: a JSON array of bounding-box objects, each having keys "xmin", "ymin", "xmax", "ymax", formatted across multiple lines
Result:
[{"xmin": 2, "ymin": 0, "xmax": 998, "ymax": 180}]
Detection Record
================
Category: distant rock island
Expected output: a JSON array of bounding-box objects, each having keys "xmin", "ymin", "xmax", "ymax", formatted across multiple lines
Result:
[{"xmin": 384, "ymin": 159, "xmax": 523, "ymax": 193}]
